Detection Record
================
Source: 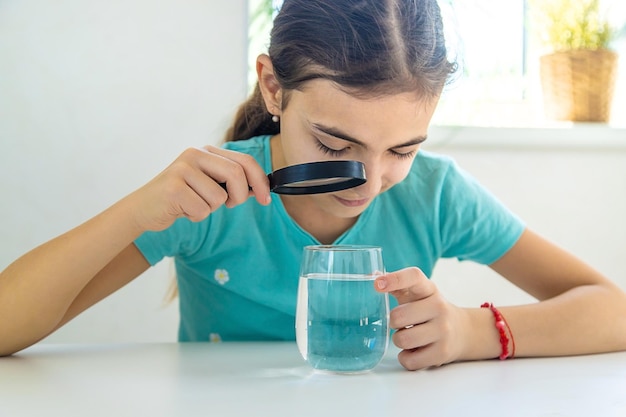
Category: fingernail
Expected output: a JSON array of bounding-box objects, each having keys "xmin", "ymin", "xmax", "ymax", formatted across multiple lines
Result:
[{"xmin": 376, "ymin": 278, "xmax": 387, "ymax": 290}]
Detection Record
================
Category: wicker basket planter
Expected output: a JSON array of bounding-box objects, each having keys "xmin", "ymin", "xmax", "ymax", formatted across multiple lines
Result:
[{"xmin": 539, "ymin": 49, "xmax": 618, "ymax": 122}]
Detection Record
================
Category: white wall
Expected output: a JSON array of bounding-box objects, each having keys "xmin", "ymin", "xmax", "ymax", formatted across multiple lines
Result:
[{"xmin": 0, "ymin": 0, "xmax": 248, "ymax": 342}]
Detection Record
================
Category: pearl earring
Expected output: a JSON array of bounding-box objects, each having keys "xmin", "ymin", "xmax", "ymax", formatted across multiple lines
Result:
[{"xmin": 272, "ymin": 115, "xmax": 279, "ymax": 123}]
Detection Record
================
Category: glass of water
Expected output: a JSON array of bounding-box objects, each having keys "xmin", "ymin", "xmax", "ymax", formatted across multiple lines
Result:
[{"xmin": 296, "ymin": 245, "xmax": 389, "ymax": 373}]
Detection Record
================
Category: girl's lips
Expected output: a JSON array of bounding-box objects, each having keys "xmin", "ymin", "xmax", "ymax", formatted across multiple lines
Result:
[{"xmin": 333, "ymin": 195, "xmax": 370, "ymax": 207}]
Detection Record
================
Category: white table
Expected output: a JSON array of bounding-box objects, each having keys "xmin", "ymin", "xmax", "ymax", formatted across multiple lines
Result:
[{"xmin": 1, "ymin": 342, "xmax": 625, "ymax": 417}]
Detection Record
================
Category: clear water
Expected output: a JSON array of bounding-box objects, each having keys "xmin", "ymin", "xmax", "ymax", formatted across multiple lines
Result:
[{"xmin": 296, "ymin": 274, "xmax": 389, "ymax": 373}]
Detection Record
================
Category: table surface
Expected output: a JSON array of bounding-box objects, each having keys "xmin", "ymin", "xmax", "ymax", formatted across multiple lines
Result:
[{"xmin": 1, "ymin": 342, "xmax": 625, "ymax": 417}]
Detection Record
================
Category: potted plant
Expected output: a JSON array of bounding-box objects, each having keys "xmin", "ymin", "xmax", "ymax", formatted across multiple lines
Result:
[{"xmin": 530, "ymin": 0, "xmax": 618, "ymax": 122}]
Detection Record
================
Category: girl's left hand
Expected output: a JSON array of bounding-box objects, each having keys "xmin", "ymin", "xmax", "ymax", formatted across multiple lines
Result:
[{"xmin": 375, "ymin": 267, "xmax": 468, "ymax": 370}]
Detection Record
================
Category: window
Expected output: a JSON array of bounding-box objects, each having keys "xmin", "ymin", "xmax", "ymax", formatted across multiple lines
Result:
[
  {"xmin": 435, "ymin": 0, "xmax": 626, "ymax": 127},
  {"xmin": 436, "ymin": 0, "xmax": 534, "ymax": 127},
  {"xmin": 247, "ymin": 0, "xmax": 279, "ymax": 89},
  {"xmin": 248, "ymin": 0, "xmax": 626, "ymax": 127}
]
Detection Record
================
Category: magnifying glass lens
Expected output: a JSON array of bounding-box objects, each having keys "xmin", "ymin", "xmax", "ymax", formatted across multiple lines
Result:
[
  {"xmin": 281, "ymin": 177, "xmax": 348, "ymax": 188},
  {"xmin": 268, "ymin": 160, "xmax": 366, "ymax": 195},
  {"xmin": 219, "ymin": 160, "xmax": 366, "ymax": 195}
]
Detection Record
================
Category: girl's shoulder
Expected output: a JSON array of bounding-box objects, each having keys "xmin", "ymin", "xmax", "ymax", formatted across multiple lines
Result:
[
  {"xmin": 412, "ymin": 149, "xmax": 458, "ymax": 173},
  {"xmin": 403, "ymin": 150, "xmax": 464, "ymax": 188},
  {"xmin": 221, "ymin": 135, "xmax": 270, "ymax": 153},
  {"xmin": 221, "ymin": 135, "xmax": 272, "ymax": 171}
]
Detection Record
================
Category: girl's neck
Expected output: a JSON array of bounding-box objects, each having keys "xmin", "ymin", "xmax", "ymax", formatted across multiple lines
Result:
[{"xmin": 280, "ymin": 195, "xmax": 357, "ymax": 244}]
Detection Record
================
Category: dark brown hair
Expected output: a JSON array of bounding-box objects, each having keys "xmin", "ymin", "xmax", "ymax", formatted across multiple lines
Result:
[{"xmin": 224, "ymin": 0, "xmax": 456, "ymax": 142}]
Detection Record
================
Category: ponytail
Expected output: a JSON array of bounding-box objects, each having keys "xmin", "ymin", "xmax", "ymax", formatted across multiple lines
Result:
[{"xmin": 223, "ymin": 83, "xmax": 280, "ymax": 142}]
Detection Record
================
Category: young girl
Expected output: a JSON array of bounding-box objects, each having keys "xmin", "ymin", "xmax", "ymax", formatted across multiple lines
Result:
[{"xmin": 1, "ymin": 0, "xmax": 625, "ymax": 370}]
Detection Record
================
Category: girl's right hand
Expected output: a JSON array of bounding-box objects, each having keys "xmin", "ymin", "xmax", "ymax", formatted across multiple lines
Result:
[{"xmin": 128, "ymin": 145, "xmax": 272, "ymax": 232}]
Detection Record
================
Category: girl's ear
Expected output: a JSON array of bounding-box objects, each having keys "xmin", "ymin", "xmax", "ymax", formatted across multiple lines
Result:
[{"xmin": 256, "ymin": 54, "xmax": 282, "ymax": 117}]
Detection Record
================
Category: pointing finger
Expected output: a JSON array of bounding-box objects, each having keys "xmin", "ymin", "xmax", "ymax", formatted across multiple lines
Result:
[{"xmin": 375, "ymin": 267, "xmax": 434, "ymax": 304}]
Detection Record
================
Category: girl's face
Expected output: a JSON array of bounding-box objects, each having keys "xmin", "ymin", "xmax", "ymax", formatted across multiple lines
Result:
[{"xmin": 275, "ymin": 79, "xmax": 438, "ymax": 221}]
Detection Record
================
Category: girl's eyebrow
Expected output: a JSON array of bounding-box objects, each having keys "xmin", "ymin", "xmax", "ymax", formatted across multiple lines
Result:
[{"xmin": 312, "ymin": 123, "xmax": 427, "ymax": 149}]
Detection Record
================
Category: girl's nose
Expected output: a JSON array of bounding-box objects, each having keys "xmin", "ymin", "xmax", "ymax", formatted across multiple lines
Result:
[{"xmin": 356, "ymin": 161, "xmax": 383, "ymax": 196}]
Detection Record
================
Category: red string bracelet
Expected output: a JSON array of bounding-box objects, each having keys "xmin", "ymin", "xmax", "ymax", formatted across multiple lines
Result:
[{"xmin": 481, "ymin": 302, "xmax": 515, "ymax": 360}]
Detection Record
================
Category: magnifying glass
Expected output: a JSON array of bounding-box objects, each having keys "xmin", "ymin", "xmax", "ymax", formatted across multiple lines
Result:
[{"xmin": 220, "ymin": 160, "xmax": 366, "ymax": 195}]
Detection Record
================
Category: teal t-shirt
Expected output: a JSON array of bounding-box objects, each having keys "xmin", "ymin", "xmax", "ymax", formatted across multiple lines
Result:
[{"xmin": 134, "ymin": 135, "xmax": 525, "ymax": 342}]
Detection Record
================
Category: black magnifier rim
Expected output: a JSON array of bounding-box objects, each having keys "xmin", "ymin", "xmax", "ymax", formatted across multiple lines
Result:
[{"xmin": 269, "ymin": 160, "xmax": 366, "ymax": 195}]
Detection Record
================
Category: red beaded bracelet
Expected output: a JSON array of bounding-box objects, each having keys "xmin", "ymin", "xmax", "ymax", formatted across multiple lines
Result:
[{"xmin": 481, "ymin": 302, "xmax": 515, "ymax": 360}]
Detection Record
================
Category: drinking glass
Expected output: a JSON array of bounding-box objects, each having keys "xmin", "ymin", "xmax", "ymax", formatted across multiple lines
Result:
[{"xmin": 296, "ymin": 245, "xmax": 389, "ymax": 373}]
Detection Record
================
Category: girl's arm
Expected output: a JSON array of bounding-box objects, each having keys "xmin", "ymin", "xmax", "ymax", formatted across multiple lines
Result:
[
  {"xmin": 486, "ymin": 228, "xmax": 626, "ymax": 357},
  {"xmin": 0, "ymin": 197, "xmax": 149, "ymax": 356},
  {"xmin": 0, "ymin": 146, "xmax": 272, "ymax": 356},
  {"xmin": 375, "ymin": 228, "xmax": 626, "ymax": 370}
]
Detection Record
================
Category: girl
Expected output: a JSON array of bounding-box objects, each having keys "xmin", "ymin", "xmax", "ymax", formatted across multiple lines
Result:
[{"xmin": 1, "ymin": 0, "xmax": 625, "ymax": 370}]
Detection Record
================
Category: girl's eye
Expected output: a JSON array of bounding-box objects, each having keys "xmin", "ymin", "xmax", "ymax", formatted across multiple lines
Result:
[
  {"xmin": 390, "ymin": 149, "xmax": 417, "ymax": 160},
  {"xmin": 316, "ymin": 137, "xmax": 417, "ymax": 160},
  {"xmin": 316, "ymin": 141, "xmax": 347, "ymax": 157}
]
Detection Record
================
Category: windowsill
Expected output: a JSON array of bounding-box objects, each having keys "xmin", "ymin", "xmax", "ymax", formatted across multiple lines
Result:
[{"xmin": 426, "ymin": 124, "xmax": 626, "ymax": 151}]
